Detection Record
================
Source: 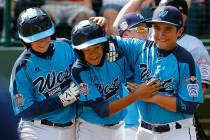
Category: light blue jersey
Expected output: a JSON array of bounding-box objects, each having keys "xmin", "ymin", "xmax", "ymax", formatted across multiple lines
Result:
[
  {"xmin": 122, "ymin": 74, "xmax": 140, "ymax": 128},
  {"xmin": 72, "ymin": 56, "xmax": 128, "ymax": 125},
  {"xmin": 123, "ymin": 95, "xmax": 139, "ymax": 128},
  {"xmin": 114, "ymin": 36, "xmax": 203, "ymax": 124},
  {"xmin": 9, "ymin": 39, "xmax": 76, "ymax": 124}
]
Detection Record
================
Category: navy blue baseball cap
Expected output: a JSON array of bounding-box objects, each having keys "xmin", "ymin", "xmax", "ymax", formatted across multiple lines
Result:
[
  {"xmin": 148, "ymin": 5, "xmax": 183, "ymax": 27},
  {"xmin": 118, "ymin": 13, "xmax": 149, "ymax": 36}
]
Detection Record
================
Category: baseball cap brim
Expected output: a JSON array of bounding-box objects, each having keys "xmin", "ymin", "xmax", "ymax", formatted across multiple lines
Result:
[
  {"xmin": 131, "ymin": 18, "xmax": 152, "ymax": 28},
  {"xmin": 147, "ymin": 20, "xmax": 180, "ymax": 27}
]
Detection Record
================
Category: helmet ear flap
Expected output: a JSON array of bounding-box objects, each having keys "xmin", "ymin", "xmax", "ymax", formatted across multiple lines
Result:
[
  {"xmin": 73, "ymin": 49, "xmax": 86, "ymax": 64},
  {"xmin": 20, "ymin": 39, "xmax": 31, "ymax": 49},
  {"xmin": 103, "ymin": 41, "xmax": 109, "ymax": 54}
]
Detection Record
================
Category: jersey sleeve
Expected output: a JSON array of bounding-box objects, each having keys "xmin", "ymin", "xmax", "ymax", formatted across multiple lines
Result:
[
  {"xmin": 113, "ymin": 36, "xmax": 145, "ymax": 68},
  {"xmin": 10, "ymin": 67, "xmax": 34, "ymax": 115},
  {"xmin": 177, "ymin": 63, "xmax": 203, "ymax": 103},
  {"xmin": 190, "ymin": 46, "xmax": 210, "ymax": 85},
  {"xmin": 71, "ymin": 62, "xmax": 102, "ymax": 101}
]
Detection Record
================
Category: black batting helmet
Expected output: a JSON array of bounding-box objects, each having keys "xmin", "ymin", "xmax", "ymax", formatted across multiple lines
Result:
[
  {"xmin": 17, "ymin": 7, "xmax": 55, "ymax": 43},
  {"xmin": 71, "ymin": 20, "xmax": 109, "ymax": 63}
]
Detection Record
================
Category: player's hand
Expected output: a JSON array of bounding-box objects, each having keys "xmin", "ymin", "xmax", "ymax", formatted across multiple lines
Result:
[
  {"xmin": 106, "ymin": 42, "xmax": 118, "ymax": 62},
  {"xmin": 89, "ymin": 17, "xmax": 107, "ymax": 27},
  {"xmin": 127, "ymin": 78, "xmax": 162, "ymax": 101},
  {"xmin": 59, "ymin": 82, "xmax": 80, "ymax": 107}
]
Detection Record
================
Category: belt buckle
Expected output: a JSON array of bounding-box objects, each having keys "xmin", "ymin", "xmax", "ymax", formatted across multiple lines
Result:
[
  {"xmin": 33, "ymin": 119, "xmax": 74, "ymax": 128},
  {"xmin": 141, "ymin": 121, "xmax": 170, "ymax": 133},
  {"xmin": 154, "ymin": 124, "xmax": 170, "ymax": 133},
  {"xmin": 103, "ymin": 122, "xmax": 120, "ymax": 127},
  {"xmin": 32, "ymin": 120, "xmax": 42, "ymax": 126},
  {"xmin": 54, "ymin": 121, "xmax": 73, "ymax": 127}
]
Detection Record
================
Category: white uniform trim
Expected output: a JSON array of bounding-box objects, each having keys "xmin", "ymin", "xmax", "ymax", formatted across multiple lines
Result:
[{"xmin": 177, "ymin": 34, "xmax": 210, "ymax": 85}]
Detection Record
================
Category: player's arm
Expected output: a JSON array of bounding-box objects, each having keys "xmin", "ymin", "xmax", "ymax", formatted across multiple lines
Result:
[
  {"xmin": 10, "ymin": 68, "xmax": 79, "ymax": 120},
  {"xmin": 146, "ymin": 94, "xmax": 198, "ymax": 114},
  {"xmin": 88, "ymin": 80, "xmax": 162, "ymax": 117},
  {"xmin": 108, "ymin": 80, "xmax": 161, "ymax": 116},
  {"xmin": 16, "ymin": 81, "xmax": 79, "ymax": 120},
  {"xmin": 145, "ymin": 64, "xmax": 203, "ymax": 115},
  {"xmin": 113, "ymin": 0, "xmax": 146, "ymax": 33},
  {"xmin": 110, "ymin": 36, "xmax": 145, "ymax": 65},
  {"xmin": 190, "ymin": 45, "xmax": 210, "ymax": 94}
]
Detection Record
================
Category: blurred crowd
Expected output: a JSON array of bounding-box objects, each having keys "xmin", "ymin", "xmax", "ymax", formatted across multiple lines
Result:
[{"xmin": 0, "ymin": 0, "xmax": 210, "ymax": 40}]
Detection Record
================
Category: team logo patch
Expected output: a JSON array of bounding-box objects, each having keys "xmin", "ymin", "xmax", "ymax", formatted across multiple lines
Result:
[
  {"xmin": 14, "ymin": 94, "xmax": 24, "ymax": 107},
  {"xmin": 159, "ymin": 10, "xmax": 168, "ymax": 18},
  {"xmin": 79, "ymin": 83, "xmax": 88, "ymax": 96},
  {"xmin": 138, "ymin": 14, "xmax": 144, "ymax": 20},
  {"xmin": 200, "ymin": 64, "xmax": 209, "ymax": 77},
  {"xmin": 196, "ymin": 58, "xmax": 207, "ymax": 65},
  {"xmin": 196, "ymin": 59, "xmax": 210, "ymax": 77},
  {"xmin": 185, "ymin": 76, "xmax": 197, "ymax": 84},
  {"xmin": 120, "ymin": 21, "xmax": 128, "ymax": 31},
  {"xmin": 187, "ymin": 84, "xmax": 199, "ymax": 97}
]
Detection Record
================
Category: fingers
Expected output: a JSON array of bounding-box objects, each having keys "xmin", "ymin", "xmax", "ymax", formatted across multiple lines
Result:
[
  {"xmin": 148, "ymin": 81, "xmax": 163, "ymax": 93},
  {"xmin": 152, "ymin": 83, "xmax": 163, "ymax": 90},
  {"xmin": 146, "ymin": 78, "xmax": 160, "ymax": 86},
  {"xmin": 89, "ymin": 17, "xmax": 106, "ymax": 27},
  {"xmin": 126, "ymin": 82, "xmax": 139, "ymax": 92},
  {"xmin": 69, "ymin": 82, "xmax": 80, "ymax": 95}
]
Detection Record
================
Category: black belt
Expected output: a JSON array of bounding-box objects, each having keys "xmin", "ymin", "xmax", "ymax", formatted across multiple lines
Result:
[
  {"xmin": 141, "ymin": 121, "xmax": 182, "ymax": 133},
  {"xmin": 32, "ymin": 119, "xmax": 73, "ymax": 127},
  {"xmin": 103, "ymin": 122, "xmax": 120, "ymax": 127}
]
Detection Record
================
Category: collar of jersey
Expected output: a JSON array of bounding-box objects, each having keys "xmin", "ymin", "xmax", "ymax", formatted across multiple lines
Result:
[
  {"xmin": 31, "ymin": 43, "xmax": 55, "ymax": 59},
  {"xmin": 156, "ymin": 47, "xmax": 173, "ymax": 57}
]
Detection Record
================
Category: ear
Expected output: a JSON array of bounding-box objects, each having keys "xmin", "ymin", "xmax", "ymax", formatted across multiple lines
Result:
[
  {"xmin": 122, "ymin": 31, "xmax": 129, "ymax": 38},
  {"xmin": 177, "ymin": 27, "xmax": 184, "ymax": 38}
]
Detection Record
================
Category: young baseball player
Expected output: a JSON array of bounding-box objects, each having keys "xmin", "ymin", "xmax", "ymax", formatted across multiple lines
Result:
[
  {"xmin": 117, "ymin": 12, "xmax": 149, "ymax": 140},
  {"xmin": 9, "ymin": 8, "xmax": 80, "ymax": 140},
  {"xmin": 159, "ymin": 1, "xmax": 210, "ymax": 139},
  {"xmin": 70, "ymin": 20, "xmax": 162, "ymax": 140},
  {"xmin": 113, "ymin": 0, "xmax": 210, "ymax": 94},
  {"xmin": 108, "ymin": 6, "xmax": 203, "ymax": 140},
  {"xmin": 159, "ymin": 0, "xmax": 210, "ymax": 94}
]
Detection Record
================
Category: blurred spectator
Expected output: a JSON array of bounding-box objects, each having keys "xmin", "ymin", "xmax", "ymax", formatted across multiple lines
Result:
[
  {"xmin": 140, "ymin": 0, "xmax": 156, "ymax": 19},
  {"xmin": 0, "ymin": 0, "xmax": 4, "ymax": 38},
  {"xmin": 100, "ymin": 0, "xmax": 129, "ymax": 35},
  {"xmin": 0, "ymin": 75, "xmax": 20, "ymax": 140},
  {"xmin": 185, "ymin": 0, "xmax": 206, "ymax": 36},
  {"xmin": 206, "ymin": 0, "xmax": 210, "ymax": 35},
  {"xmin": 12, "ymin": 0, "xmax": 45, "ymax": 39},
  {"xmin": 42, "ymin": 0, "xmax": 95, "ymax": 27}
]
